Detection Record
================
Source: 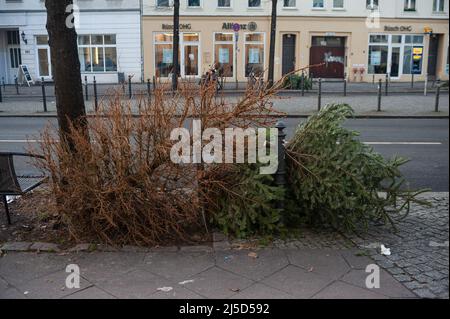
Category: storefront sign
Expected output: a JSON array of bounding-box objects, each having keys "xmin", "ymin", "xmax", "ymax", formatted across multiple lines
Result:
[
  {"xmin": 384, "ymin": 25, "xmax": 412, "ymax": 32},
  {"xmin": 162, "ymin": 23, "xmax": 192, "ymax": 30},
  {"xmin": 222, "ymin": 22, "xmax": 257, "ymax": 32}
]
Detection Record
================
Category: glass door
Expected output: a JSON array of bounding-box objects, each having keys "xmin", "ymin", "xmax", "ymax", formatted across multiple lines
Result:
[
  {"xmin": 36, "ymin": 36, "xmax": 52, "ymax": 79},
  {"xmin": 181, "ymin": 33, "xmax": 200, "ymax": 78},
  {"xmin": 389, "ymin": 46, "xmax": 401, "ymax": 78}
]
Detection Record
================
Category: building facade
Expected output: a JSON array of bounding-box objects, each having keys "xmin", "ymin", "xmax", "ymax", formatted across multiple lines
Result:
[
  {"xmin": 142, "ymin": 0, "xmax": 449, "ymax": 83},
  {"xmin": 0, "ymin": 0, "xmax": 142, "ymax": 84}
]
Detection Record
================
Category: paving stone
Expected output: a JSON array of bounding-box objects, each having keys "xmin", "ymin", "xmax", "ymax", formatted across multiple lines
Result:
[
  {"xmin": 30, "ymin": 242, "xmax": 60, "ymax": 252},
  {"xmin": 16, "ymin": 270, "xmax": 92, "ymax": 299},
  {"xmin": 179, "ymin": 245, "xmax": 213, "ymax": 253},
  {"xmin": 339, "ymin": 250, "xmax": 374, "ymax": 270},
  {"xmin": 149, "ymin": 246, "xmax": 179, "ymax": 253},
  {"xmin": 149, "ymin": 287, "xmax": 205, "ymax": 299},
  {"xmin": 230, "ymin": 283, "xmax": 295, "ymax": 299},
  {"xmin": 216, "ymin": 249, "xmax": 289, "ymax": 281},
  {"xmin": 312, "ymin": 281, "xmax": 387, "ymax": 299},
  {"xmin": 213, "ymin": 241, "xmax": 231, "ymax": 251},
  {"xmin": 262, "ymin": 265, "xmax": 334, "ymax": 299},
  {"xmin": 188, "ymin": 267, "xmax": 254, "ymax": 299},
  {"xmin": 286, "ymin": 249, "xmax": 350, "ymax": 279},
  {"xmin": 142, "ymin": 252, "xmax": 214, "ymax": 282},
  {"xmin": 120, "ymin": 246, "xmax": 150, "ymax": 253},
  {"xmin": 95, "ymin": 269, "xmax": 175, "ymax": 299},
  {"xmin": 68, "ymin": 244, "xmax": 93, "ymax": 253},
  {"xmin": 340, "ymin": 269, "xmax": 416, "ymax": 298},
  {"xmin": 0, "ymin": 287, "xmax": 26, "ymax": 299},
  {"xmin": 64, "ymin": 286, "xmax": 116, "ymax": 299},
  {"xmin": 413, "ymin": 288, "xmax": 437, "ymax": 299},
  {"xmin": 0, "ymin": 242, "xmax": 33, "ymax": 252}
]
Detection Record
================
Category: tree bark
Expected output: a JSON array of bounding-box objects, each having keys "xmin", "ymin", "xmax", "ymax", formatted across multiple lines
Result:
[
  {"xmin": 268, "ymin": 0, "xmax": 278, "ymax": 88},
  {"xmin": 45, "ymin": 0, "xmax": 88, "ymax": 149},
  {"xmin": 172, "ymin": 0, "xmax": 180, "ymax": 91}
]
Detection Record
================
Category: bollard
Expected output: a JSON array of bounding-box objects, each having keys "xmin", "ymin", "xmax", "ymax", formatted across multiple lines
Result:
[
  {"xmin": 377, "ymin": 79, "xmax": 382, "ymax": 112},
  {"xmin": 147, "ymin": 78, "xmax": 152, "ymax": 102},
  {"xmin": 424, "ymin": 74, "xmax": 428, "ymax": 96},
  {"xmin": 2, "ymin": 77, "xmax": 5, "ymax": 90},
  {"xmin": 15, "ymin": 77, "xmax": 19, "ymax": 95},
  {"xmin": 318, "ymin": 78, "xmax": 322, "ymax": 111},
  {"xmin": 84, "ymin": 76, "xmax": 89, "ymax": 101},
  {"xmin": 435, "ymin": 79, "xmax": 441, "ymax": 113},
  {"xmin": 274, "ymin": 121, "xmax": 287, "ymax": 218},
  {"xmin": 41, "ymin": 77, "xmax": 47, "ymax": 112},
  {"xmin": 128, "ymin": 75, "xmax": 132, "ymax": 99},
  {"xmin": 93, "ymin": 76, "xmax": 98, "ymax": 112},
  {"xmin": 0, "ymin": 82, "xmax": 2, "ymax": 103},
  {"xmin": 152, "ymin": 76, "xmax": 157, "ymax": 91},
  {"xmin": 411, "ymin": 73, "xmax": 415, "ymax": 88},
  {"xmin": 385, "ymin": 74, "xmax": 389, "ymax": 96},
  {"xmin": 372, "ymin": 74, "xmax": 375, "ymax": 84},
  {"xmin": 301, "ymin": 72, "xmax": 305, "ymax": 97},
  {"xmin": 344, "ymin": 78, "xmax": 347, "ymax": 97}
]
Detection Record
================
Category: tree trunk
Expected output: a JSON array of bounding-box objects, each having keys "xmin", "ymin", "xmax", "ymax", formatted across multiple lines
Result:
[
  {"xmin": 172, "ymin": 0, "xmax": 180, "ymax": 91},
  {"xmin": 45, "ymin": 0, "xmax": 87, "ymax": 149},
  {"xmin": 268, "ymin": 0, "xmax": 278, "ymax": 88}
]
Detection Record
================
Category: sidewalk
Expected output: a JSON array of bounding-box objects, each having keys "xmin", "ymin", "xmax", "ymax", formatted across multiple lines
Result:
[
  {"xmin": 0, "ymin": 193, "xmax": 448, "ymax": 299},
  {"xmin": 0, "ymin": 93, "xmax": 448, "ymax": 118}
]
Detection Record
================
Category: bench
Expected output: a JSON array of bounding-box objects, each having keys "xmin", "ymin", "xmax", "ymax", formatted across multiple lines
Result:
[{"xmin": 0, "ymin": 152, "xmax": 48, "ymax": 225}]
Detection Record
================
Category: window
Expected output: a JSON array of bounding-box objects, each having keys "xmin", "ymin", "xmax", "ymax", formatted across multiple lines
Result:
[
  {"xmin": 218, "ymin": 0, "xmax": 231, "ymax": 7},
  {"xmin": 155, "ymin": 33, "xmax": 175, "ymax": 77},
  {"xmin": 366, "ymin": 0, "xmax": 379, "ymax": 9},
  {"xmin": 284, "ymin": 0, "xmax": 296, "ymax": 8},
  {"xmin": 368, "ymin": 35, "xmax": 388, "ymax": 74},
  {"xmin": 404, "ymin": 0, "xmax": 416, "ymax": 11},
  {"xmin": 188, "ymin": 0, "xmax": 200, "ymax": 7},
  {"xmin": 78, "ymin": 34, "xmax": 117, "ymax": 73},
  {"xmin": 244, "ymin": 33, "xmax": 264, "ymax": 77},
  {"xmin": 36, "ymin": 36, "xmax": 51, "ymax": 78},
  {"xmin": 403, "ymin": 35, "xmax": 424, "ymax": 75},
  {"xmin": 7, "ymin": 30, "xmax": 20, "ymax": 45},
  {"xmin": 333, "ymin": 0, "xmax": 344, "ymax": 9},
  {"xmin": 7, "ymin": 31, "xmax": 21, "ymax": 69},
  {"xmin": 157, "ymin": 0, "xmax": 169, "ymax": 7},
  {"xmin": 248, "ymin": 0, "xmax": 261, "ymax": 8},
  {"xmin": 433, "ymin": 0, "xmax": 445, "ymax": 12},
  {"xmin": 313, "ymin": 0, "xmax": 324, "ymax": 8},
  {"xmin": 214, "ymin": 33, "xmax": 235, "ymax": 77}
]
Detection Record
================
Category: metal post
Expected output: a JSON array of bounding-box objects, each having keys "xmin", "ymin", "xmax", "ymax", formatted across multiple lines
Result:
[
  {"xmin": 147, "ymin": 78, "xmax": 151, "ymax": 102},
  {"xmin": 344, "ymin": 78, "xmax": 347, "ymax": 97},
  {"xmin": 93, "ymin": 76, "xmax": 98, "ymax": 112},
  {"xmin": 301, "ymin": 72, "xmax": 305, "ymax": 97},
  {"xmin": 411, "ymin": 73, "xmax": 414, "ymax": 88},
  {"xmin": 435, "ymin": 79, "xmax": 441, "ymax": 113},
  {"xmin": 128, "ymin": 75, "xmax": 132, "ymax": 99},
  {"xmin": 2, "ymin": 195, "xmax": 11, "ymax": 225},
  {"xmin": 377, "ymin": 79, "xmax": 382, "ymax": 112},
  {"xmin": 0, "ymin": 81, "xmax": 2, "ymax": 103},
  {"xmin": 15, "ymin": 77, "xmax": 19, "ymax": 95},
  {"xmin": 385, "ymin": 73, "xmax": 389, "ymax": 96},
  {"xmin": 153, "ymin": 76, "xmax": 157, "ymax": 91},
  {"xmin": 274, "ymin": 121, "xmax": 287, "ymax": 219},
  {"xmin": 318, "ymin": 78, "xmax": 322, "ymax": 111},
  {"xmin": 2, "ymin": 77, "xmax": 5, "ymax": 90},
  {"xmin": 84, "ymin": 76, "xmax": 89, "ymax": 101},
  {"xmin": 41, "ymin": 77, "xmax": 47, "ymax": 112},
  {"xmin": 372, "ymin": 74, "xmax": 375, "ymax": 84},
  {"xmin": 424, "ymin": 73, "xmax": 428, "ymax": 96}
]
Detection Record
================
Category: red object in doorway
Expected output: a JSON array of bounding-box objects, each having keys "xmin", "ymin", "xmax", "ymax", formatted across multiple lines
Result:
[{"xmin": 310, "ymin": 46, "xmax": 345, "ymax": 78}]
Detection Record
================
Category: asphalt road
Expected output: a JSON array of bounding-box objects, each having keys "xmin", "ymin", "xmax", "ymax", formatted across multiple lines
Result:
[{"xmin": 0, "ymin": 117, "xmax": 448, "ymax": 191}]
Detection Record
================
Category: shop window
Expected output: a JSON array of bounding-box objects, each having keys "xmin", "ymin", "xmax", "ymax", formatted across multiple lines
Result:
[
  {"xmin": 403, "ymin": 36, "xmax": 424, "ymax": 75},
  {"xmin": 214, "ymin": 33, "xmax": 235, "ymax": 78},
  {"xmin": 244, "ymin": 33, "xmax": 264, "ymax": 77},
  {"xmin": 368, "ymin": 45, "xmax": 388, "ymax": 74},
  {"xmin": 78, "ymin": 34, "xmax": 117, "ymax": 73},
  {"xmin": 248, "ymin": 0, "xmax": 261, "ymax": 8}
]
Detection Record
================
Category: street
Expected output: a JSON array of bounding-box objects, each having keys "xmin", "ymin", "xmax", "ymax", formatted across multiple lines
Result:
[{"xmin": 0, "ymin": 117, "xmax": 448, "ymax": 191}]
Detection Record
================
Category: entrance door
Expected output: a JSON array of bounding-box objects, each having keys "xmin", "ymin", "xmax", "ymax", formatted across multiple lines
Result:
[
  {"xmin": 428, "ymin": 35, "xmax": 440, "ymax": 77},
  {"xmin": 310, "ymin": 36, "xmax": 346, "ymax": 78},
  {"xmin": 6, "ymin": 30, "xmax": 21, "ymax": 84},
  {"xmin": 181, "ymin": 33, "xmax": 200, "ymax": 78},
  {"xmin": 389, "ymin": 46, "xmax": 401, "ymax": 78},
  {"xmin": 282, "ymin": 34, "xmax": 296, "ymax": 76},
  {"xmin": 36, "ymin": 35, "xmax": 52, "ymax": 80}
]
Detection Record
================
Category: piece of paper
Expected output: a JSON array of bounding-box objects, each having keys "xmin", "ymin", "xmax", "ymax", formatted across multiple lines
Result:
[
  {"xmin": 371, "ymin": 51, "xmax": 381, "ymax": 66},
  {"xmin": 219, "ymin": 48, "xmax": 230, "ymax": 64},
  {"xmin": 249, "ymin": 48, "xmax": 260, "ymax": 64},
  {"xmin": 162, "ymin": 48, "xmax": 173, "ymax": 64}
]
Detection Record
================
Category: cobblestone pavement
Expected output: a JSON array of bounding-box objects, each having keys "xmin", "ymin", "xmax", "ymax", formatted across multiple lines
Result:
[{"xmin": 348, "ymin": 193, "xmax": 449, "ymax": 299}]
